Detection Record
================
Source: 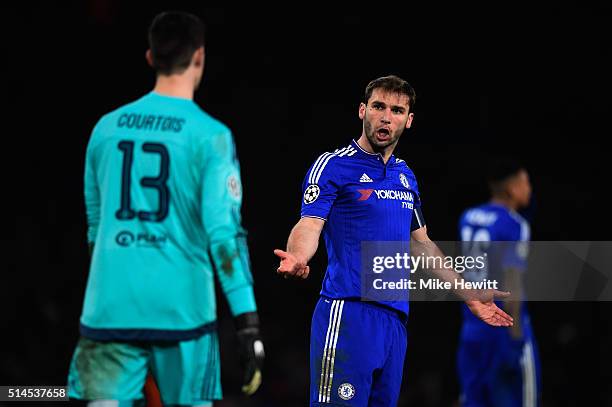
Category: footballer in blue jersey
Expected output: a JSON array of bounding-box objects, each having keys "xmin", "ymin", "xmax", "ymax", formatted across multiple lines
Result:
[
  {"xmin": 275, "ymin": 75, "xmax": 514, "ymax": 407},
  {"xmin": 457, "ymin": 161, "xmax": 541, "ymax": 407},
  {"xmin": 68, "ymin": 12, "xmax": 264, "ymax": 406}
]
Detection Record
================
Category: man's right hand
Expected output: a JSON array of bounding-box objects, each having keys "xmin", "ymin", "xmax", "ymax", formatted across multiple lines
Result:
[{"xmin": 273, "ymin": 249, "xmax": 310, "ymax": 279}]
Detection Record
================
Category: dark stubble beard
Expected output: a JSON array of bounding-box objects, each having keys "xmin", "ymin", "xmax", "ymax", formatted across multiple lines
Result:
[{"xmin": 363, "ymin": 118, "xmax": 404, "ymax": 152}]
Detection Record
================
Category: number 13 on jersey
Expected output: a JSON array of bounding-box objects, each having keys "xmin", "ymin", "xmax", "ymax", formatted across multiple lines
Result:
[{"xmin": 115, "ymin": 140, "xmax": 170, "ymax": 222}]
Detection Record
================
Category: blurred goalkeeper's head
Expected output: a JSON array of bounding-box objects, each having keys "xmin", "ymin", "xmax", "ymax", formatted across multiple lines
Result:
[
  {"xmin": 487, "ymin": 158, "xmax": 532, "ymax": 208},
  {"xmin": 146, "ymin": 11, "xmax": 206, "ymax": 88}
]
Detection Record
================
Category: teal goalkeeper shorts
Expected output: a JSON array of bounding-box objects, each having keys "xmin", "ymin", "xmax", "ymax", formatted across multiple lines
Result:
[{"xmin": 67, "ymin": 333, "xmax": 221, "ymax": 405}]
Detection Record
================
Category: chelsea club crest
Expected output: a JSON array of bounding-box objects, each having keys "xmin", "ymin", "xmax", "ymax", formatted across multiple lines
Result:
[
  {"xmin": 399, "ymin": 173, "xmax": 410, "ymax": 189},
  {"xmin": 338, "ymin": 383, "xmax": 355, "ymax": 400}
]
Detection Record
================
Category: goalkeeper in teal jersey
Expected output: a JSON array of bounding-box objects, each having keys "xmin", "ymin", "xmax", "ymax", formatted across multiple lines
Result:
[{"xmin": 68, "ymin": 11, "xmax": 264, "ymax": 406}]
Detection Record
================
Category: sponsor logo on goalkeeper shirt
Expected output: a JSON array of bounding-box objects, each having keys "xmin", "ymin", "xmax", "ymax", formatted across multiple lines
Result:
[
  {"xmin": 115, "ymin": 230, "xmax": 167, "ymax": 248},
  {"xmin": 116, "ymin": 231, "xmax": 135, "ymax": 247}
]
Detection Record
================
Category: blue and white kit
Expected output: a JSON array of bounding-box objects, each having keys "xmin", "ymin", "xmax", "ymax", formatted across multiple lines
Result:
[
  {"xmin": 458, "ymin": 203, "xmax": 541, "ymax": 407},
  {"xmin": 301, "ymin": 139, "xmax": 425, "ymax": 406}
]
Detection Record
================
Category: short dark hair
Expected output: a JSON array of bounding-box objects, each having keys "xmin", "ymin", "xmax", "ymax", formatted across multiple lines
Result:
[
  {"xmin": 148, "ymin": 11, "xmax": 205, "ymax": 75},
  {"xmin": 363, "ymin": 75, "xmax": 416, "ymax": 111},
  {"xmin": 487, "ymin": 158, "xmax": 525, "ymax": 196}
]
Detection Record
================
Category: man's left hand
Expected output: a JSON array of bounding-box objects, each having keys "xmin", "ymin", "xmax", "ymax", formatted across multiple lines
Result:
[{"xmin": 465, "ymin": 290, "xmax": 514, "ymax": 327}]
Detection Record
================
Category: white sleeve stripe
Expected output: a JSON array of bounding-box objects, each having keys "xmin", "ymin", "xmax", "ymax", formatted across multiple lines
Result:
[
  {"xmin": 521, "ymin": 221, "xmax": 530, "ymax": 242},
  {"xmin": 309, "ymin": 153, "xmax": 332, "ymax": 184},
  {"xmin": 314, "ymin": 147, "xmax": 349, "ymax": 184},
  {"xmin": 338, "ymin": 146, "xmax": 355, "ymax": 157},
  {"xmin": 309, "ymin": 144, "xmax": 354, "ymax": 185},
  {"xmin": 309, "ymin": 152, "xmax": 332, "ymax": 184},
  {"xmin": 416, "ymin": 209, "xmax": 423, "ymax": 227},
  {"xmin": 314, "ymin": 152, "xmax": 339, "ymax": 184}
]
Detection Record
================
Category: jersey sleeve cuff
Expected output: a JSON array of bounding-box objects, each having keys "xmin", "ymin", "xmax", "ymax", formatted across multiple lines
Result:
[
  {"xmin": 300, "ymin": 208, "xmax": 330, "ymax": 221},
  {"xmin": 225, "ymin": 285, "xmax": 257, "ymax": 316},
  {"xmin": 301, "ymin": 214, "xmax": 327, "ymax": 221}
]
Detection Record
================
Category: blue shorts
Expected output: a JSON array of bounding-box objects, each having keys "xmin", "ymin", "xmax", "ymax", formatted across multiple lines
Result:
[
  {"xmin": 68, "ymin": 334, "xmax": 220, "ymax": 405},
  {"xmin": 310, "ymin": 297, "xmax": 408, "ymax": 406},
  {"xmin": 457, "ymin": 329, "xmax": 541, "ymax": 407}
]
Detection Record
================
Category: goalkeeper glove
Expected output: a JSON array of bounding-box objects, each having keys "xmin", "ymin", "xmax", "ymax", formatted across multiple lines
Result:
[{"xmin": 235, "ymin": 312, "xmax": 265, "ymax": 395}]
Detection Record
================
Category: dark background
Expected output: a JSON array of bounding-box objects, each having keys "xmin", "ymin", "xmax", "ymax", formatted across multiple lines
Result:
[{"xmin": 3, "ymin": 1, "xmax": 611, "ymax": 406}]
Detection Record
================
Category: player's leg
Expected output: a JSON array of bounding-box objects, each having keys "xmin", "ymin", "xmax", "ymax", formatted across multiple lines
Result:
[
  {"xmin": 67, "ymin": 337, "xmax": 149, "ymax": 405},
  {"xmin": 367, "ymin": 308, "xmax": 407, "ymax": 407},
  {"xmin": 457, "ymin": 339, "xmax": 497, "ymax": 407},
  {"xmin": 518, "ymin": 339, "xmax": 539, "ymax": 407},
  {"xmin": 530, "ymin": 337, "xmax": 542, "ymax": 407},
  {"xmin": 310, "ymin": 298, "xmax": 386, "ymax": 406},
  {"xmin": 489, "ymin": 334, "xmax": 539, "ymax": 407},
  {"xmin": 149, "ymin": 331, "xmax": 220, "ymax": 407}
]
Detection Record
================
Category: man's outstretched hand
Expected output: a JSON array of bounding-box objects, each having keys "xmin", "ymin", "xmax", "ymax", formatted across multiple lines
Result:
[
  {"xmin": 465, "ymin": 289, "xmax": 514, "ymax": 327},
  {"xmin": 274, "ymin": 249, "xmax": 310, "ymax": 279}
]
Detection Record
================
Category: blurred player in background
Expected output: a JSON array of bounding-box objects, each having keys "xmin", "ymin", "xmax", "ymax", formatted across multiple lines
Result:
[
  {"xmin": 68, "ymin": 11, "xmax": 264, "ymax": 406},
  {"xmin": 457, "ymin": 160, "xmax": 541, "ymax": 406},
  {"xmin": 274, "ymin": 75, "xmax": 514, "ymax": 406}
]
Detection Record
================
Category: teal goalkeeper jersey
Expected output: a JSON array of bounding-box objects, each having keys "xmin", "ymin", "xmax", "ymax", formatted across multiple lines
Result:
[{"xmin": 81, "ymin": 92, "xmax": 256, "ymax": 341}]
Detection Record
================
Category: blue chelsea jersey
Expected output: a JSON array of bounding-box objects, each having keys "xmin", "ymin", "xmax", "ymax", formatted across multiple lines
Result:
[
  {"xmin": 459, "ymin": 202, "xmax": 530, "ymax": 283},
  {"xmin": 458, "ymin": 203, "xmax": 531, "ymax": 335},
  {"xmin": 300, "ymin": 140, "xmax": 423, "ymax": 316}
]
